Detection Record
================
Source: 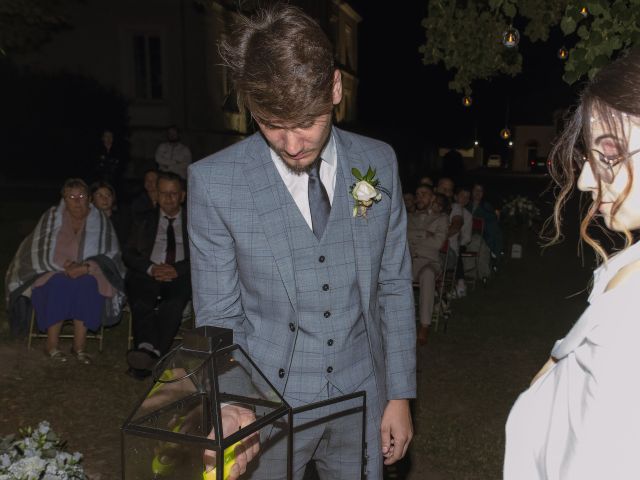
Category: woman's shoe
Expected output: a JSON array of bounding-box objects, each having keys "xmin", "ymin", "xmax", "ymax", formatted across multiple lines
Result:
[
  {"xmin": 71, "ymin": 349, "xmax": 92, "ymax": 365},
  {"xmin": 46, "ymin": 349, "xmax": 67, "ymax": 362}
]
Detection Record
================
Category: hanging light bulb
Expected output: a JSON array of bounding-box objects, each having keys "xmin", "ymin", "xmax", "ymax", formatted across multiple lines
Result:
[
  {"xmin": 502, "ymin": 27, "xmax": 520, "ymax": 48},
  {"xmin": 500, "ymin": 128, "xmax": 511, "ymax": 140},
  {"xmin": 580, "ymin": 6, "xmax": 588, "ymax": 17},
  {"xmin": 557, "ymin": 47, "xmax": 569, "ymax": 60},
  {"xmin": 462, "ymin": 96, "xmax": 472, "ymax": 107}
]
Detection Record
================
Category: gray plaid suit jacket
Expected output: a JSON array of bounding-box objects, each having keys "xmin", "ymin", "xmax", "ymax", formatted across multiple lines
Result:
[{"xmin": 188, "ymin": 127, "xmax": 416, "ymax": 418}]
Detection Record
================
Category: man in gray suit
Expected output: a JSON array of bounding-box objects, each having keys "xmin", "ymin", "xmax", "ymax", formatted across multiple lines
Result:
[{"xmin": 188, "ymin": 5, "xmax": 415, "ymax": 479}]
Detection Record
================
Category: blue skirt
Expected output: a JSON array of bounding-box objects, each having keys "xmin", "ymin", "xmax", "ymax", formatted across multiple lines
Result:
[{"xmin": 31, "ymin": 273, "xmax": 105, "ymax": 331}]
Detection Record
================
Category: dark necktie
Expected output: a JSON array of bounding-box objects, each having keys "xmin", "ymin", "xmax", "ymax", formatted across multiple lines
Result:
[
  {"xmin": 165, "ymin": 216, "xmax": 176, "ymax": 264},
  {"xmin": 308, "ymin": 160, "xmax": 331, "ymax": 240}
]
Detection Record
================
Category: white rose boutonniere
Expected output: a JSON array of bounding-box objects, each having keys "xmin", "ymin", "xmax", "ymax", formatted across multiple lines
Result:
[{"xmin": 350, "ymin": 167, "xmax": 385, "ymax": 217}]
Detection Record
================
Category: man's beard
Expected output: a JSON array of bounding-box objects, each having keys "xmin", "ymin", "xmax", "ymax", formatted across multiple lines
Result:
[{"xmin": 281, "ymin": 156, "xmax": 320, "ymax": 176}]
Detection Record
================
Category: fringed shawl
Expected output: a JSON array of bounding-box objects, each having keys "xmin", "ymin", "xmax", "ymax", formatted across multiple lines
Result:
[{"xmin": 5, "ymin": 200, "xmax": 127, "ymax": 329}]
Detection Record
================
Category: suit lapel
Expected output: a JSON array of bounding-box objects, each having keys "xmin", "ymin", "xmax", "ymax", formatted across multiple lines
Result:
[
  {"xmin": 243, "ymin": 135, "xmax": 298, "ymax": 311},
  {"xmin": 145, "ymin": 209, "xmax": 160, "ymax": 257},
  {"xmin": 180, "ymin": 209, "xmax": 190, "ymax": 260},
  {"xmin": 335, "ymin": 128, "xmax": 372, "ymax": 315}
]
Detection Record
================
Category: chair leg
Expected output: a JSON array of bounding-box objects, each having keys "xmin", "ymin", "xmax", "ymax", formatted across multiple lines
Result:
[
  {"xmin": 28, "ymin": 309, "xmax": 35, "ymax": 350},
  {"xmin": 127, "ymin": 310, "xmax": 132, "ymax": 350},
  {"xmin": 99, "ymin": 324, "xmax": 104, "ymax": 352}
]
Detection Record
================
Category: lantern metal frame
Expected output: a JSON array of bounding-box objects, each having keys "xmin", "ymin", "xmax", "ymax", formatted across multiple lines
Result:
[{"xmin": 121, "ymin": 326, "xmax": 367, "ymax": 479}]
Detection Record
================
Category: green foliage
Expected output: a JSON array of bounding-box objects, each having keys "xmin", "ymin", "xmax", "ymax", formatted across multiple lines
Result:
[
  {"xmin": 420, "ymin": 0, "xmax": 523, "ymax": 95},
  {"xmin": 420, "ymin": 0, "xmax": 640, "ymax": 94},
  {"xmin": 0, "ymin": 0, "xmax": 73, "ymax": 55},
  {"xmin": 0, "ymin": 59, "xmax": 130, "ymax": 180}
]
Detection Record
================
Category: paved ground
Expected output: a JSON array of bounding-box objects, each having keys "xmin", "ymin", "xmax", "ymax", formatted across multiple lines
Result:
[{"xmin": 0, "ymin": 173, "xmax": 599, "ymax": 479}]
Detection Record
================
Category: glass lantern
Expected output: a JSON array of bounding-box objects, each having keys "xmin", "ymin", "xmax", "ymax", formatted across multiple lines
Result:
[
  {"xmin": 502, "ymin": 26, "xmax": 520, "ymax": 48},
  {"xmin": 121, "ymin": 326, "xmax": 293, "ymax": 479}
]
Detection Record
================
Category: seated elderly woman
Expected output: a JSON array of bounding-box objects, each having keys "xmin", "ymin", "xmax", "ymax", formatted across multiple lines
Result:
[
  {"xmin": 5, "ymin": 178, "xmax": 126, "ymax": 363},
  {"xmin": 90, "ymin": 180, "xmax": 129, "ymax": 244}
]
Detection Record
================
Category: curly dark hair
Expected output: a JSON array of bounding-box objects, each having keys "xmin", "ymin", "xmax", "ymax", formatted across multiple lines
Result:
[{"xmin": 547, "ymin": 49, "xmax": 640, "ymax": 260}]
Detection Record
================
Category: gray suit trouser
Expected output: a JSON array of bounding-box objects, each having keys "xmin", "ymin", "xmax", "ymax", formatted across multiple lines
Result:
[{"xmin": 246, "ymin": 376, "xmax": 382, "ymax": 480}]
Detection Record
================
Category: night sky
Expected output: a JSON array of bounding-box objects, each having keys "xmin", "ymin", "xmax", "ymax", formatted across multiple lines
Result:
[{"xmin": 348, "ymin": 1, "xmax": 580, "ymax": 164}]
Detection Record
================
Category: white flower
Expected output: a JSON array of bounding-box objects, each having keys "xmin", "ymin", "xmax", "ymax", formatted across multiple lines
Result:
[
  {"xmin": 352, "ymin": 180, "xmax": 380, "ymax": 202},
  {"xmin": 8, "ymin": 456, "xmax": 47, "ymax": 479},
  {"xmin": 0, "ymin": 423, "xmax": 86, "ymax": 479},
  {"xmin": 37, "ymin": 422, "xmax": 51, "ymax": 436}
]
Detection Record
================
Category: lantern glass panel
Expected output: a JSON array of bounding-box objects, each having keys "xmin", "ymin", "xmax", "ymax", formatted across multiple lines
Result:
[{"xmin": 122, "ymin": 327, "xmax": 292, "ymax": 480}]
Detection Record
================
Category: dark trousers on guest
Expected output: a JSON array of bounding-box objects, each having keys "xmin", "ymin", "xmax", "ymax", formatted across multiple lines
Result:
[{"xmin": 126, "ymin": 272, "xmax": 191, "ymax": 356}]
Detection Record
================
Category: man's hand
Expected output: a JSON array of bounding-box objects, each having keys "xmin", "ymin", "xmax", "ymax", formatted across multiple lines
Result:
[
  {"xmin": 150, "ymin": 264, "xmax": 178, "ymax": 282},
  {"xmin": 204, "ymin": 404, "xmax": 260, "ymax": 480},
  {"xmin": 380, "ymin": 399, "xmax": 413, "ymax": 465}
]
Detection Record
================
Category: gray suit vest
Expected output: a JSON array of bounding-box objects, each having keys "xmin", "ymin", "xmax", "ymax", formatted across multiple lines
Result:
[{"xmin": 274, "ymin": 160, "xmax": 372, "ymax": 403}]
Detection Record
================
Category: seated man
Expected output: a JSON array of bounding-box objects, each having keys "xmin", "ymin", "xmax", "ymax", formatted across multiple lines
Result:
[
  {"xmin": 130, "ymin": 168, "xmax": 159, "ymax": 222},
  {"xmin": 469, "ymin": 182, "xmax": 503, "ymax": 270},
  {"xmin": 408, "ymin": 185, "xmax": 449, "ymax": 345},
  {"xmin": 452, "ymin": 186, "xmax": 473, "ymax": 297},
  {"xmin": 155, "ymin": 125, "xmax": 192, "ymax": 180},
  {"xmin": 124, "ymin": 172, "xmax": 191, "ymax": 378},
  {"xmin": 436, "ymin": 177, "xmax": 462, "ymax": 252}
]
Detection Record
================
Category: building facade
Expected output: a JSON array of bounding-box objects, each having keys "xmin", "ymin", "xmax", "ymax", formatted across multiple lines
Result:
[{"xmin": 18, "ymin": 0, "xmax": 360, "ymax": 172}]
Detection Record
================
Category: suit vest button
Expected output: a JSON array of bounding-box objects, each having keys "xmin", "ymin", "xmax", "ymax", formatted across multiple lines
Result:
[
  {"xmin": 322, "ymin": 284, "xmax": 329, "ymax": 291},
  {"xmin": 318, "ymin": 256, "xmax": 325, "ymax": 263},
  {"xmin": 326, "ymin": 366, "xmax": 333, "ymax": 373},
  {"xmin": 289, "ymin": 322, "xmax": 295, "ymax": 332},
  {"xmin": 278, "ymin": 368, "xmax": 285, "ymax": 378},
  {"xmin": 323, "ymin": 311, "xmax": 331, "ymax": 318},
  {"xmin": 327, "ymin": 339, "xmax": 334, "ymax": 346}
]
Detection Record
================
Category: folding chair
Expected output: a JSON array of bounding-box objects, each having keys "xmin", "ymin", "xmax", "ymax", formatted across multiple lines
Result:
[
  {"xmin": 432, "ymin": 241, "xmax": 457, "ymax": 332},
  {"xmin": 27, "ymin": 301, "xmax": 105, "ymax": 352},
  {"xmin": 460, "ymin": 217, "xmax": 485, "ymax": 290}
]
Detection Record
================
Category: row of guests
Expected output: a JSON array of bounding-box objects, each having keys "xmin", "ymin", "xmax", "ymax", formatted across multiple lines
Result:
[
  {"xmin": 405, "ymin": 177, "xmax": 503, "ymax": 345},
  {"xmin": 5, "ymin": 172, "xmax": 190, "ymax": 377},
  {"xmin": 93, "ymin": 125, "xmax": 192, "ymax": 189}
]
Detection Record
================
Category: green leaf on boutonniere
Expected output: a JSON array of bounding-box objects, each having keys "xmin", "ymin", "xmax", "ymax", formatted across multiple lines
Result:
[
  {"xmin": 352, "ymin": 168, "xmax": 363, "ymax": 180},
  {"xmin": 365, "ymin": 166, "xmax": 375, "ymax": 181}
]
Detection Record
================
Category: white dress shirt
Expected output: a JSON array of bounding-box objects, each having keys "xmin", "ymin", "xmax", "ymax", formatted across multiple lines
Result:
[
  {"xmin": 270, "ymin": 134, "xmax": 337, "ymax": 229},
  {"xmin": 505, "ymin": 240, "xmax": 640, "ymax": 479},
  {"xmin": 150, "ymin": 209, "xmax": 185, "ymax": 266},
  {"xmin": 155, "ymin": 141, "xmax": 192, "ymax": 179}
]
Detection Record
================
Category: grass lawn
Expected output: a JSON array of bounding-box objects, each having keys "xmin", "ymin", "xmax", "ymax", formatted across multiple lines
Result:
[{"xmin": 0, "ymin": 198, "xmax": 594, "ymax": 479}]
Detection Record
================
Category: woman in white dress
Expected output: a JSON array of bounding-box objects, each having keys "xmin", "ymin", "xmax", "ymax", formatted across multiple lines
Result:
[{"xmin": 504, "ymin": 49, "xmax": 640, "ymax": 479}]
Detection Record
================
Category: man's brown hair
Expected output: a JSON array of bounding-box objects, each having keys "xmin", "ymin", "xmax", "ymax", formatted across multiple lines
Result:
[{"xmin": 219, "ymin": 4, "xmax": 336, "ymax": 125}]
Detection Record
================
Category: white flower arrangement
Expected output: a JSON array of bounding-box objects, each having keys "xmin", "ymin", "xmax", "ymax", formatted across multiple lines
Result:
[
  {"xmin": 501, "ymin": 195, "xmax": 540, "ymax": 227},
  {"xmin": 0, "ymin": 421, "xmax": 86, "ymax": 480}
]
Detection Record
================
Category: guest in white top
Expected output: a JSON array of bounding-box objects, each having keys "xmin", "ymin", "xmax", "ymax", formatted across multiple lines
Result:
[
  {"xmin": 504, "ymin": 48, "xmax": 640, "ymax": 479},
  {"xmin": 155, "ymin": 126, "xmax": 192, "ymax": 180}
]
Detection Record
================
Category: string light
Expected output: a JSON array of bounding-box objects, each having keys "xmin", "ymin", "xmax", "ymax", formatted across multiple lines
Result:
[
  {"xmin": 580, "ymin": 6, "xmax": 588, "ymax": 17},
  {"xmin": 462, "ymin": 96, "xmax": 473, "ymax": 107},
  {"xmin": 500, "ymin": 128, "xmax": 511, "ymax": 140},
  {"xmin": 557, "ymin": 47, "xmax": 568, "ymax": 60},
  {"xmin": 502, "ymin": 27, "xmax": 520, "ymax": 48}
]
